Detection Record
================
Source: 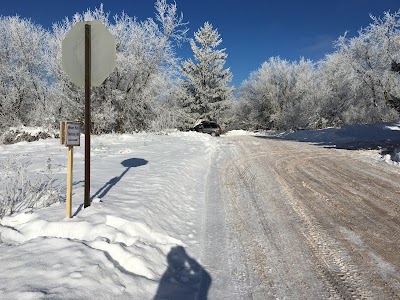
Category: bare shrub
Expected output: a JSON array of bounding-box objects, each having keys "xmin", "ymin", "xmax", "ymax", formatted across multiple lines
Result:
[
  {"xmin": 1, "ymin": 129, "xmax": 52, "ymax": 145},
  {"xmin": 0, "ymin": 155, "xmax": 63, "ymax": 219}
]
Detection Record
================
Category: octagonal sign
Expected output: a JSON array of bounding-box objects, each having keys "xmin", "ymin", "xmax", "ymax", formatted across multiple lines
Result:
[{"xmin": 62, "ymin": 21, "xmax": 116, "ymax": 87}]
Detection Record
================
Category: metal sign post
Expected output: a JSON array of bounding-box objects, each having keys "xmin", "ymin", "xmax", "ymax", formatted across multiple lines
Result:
[
  {"xmin": 84, "ymin": 24, "xmax": 91, "ymax": 208},
  {"xmin": 62, "ymin": 20, "xmax": 116, "ymax": 211}
]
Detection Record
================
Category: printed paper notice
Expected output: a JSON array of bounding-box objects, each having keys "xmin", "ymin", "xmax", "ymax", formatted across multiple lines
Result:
[{"xmin": 66, "ymin": 123, "xmax": 80, "ymax": 146}]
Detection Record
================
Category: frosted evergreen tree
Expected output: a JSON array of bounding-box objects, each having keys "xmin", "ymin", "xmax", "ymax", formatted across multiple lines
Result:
[{"xmin": 180, "ymin": 22, "xmax": 233, "ymax": 125}]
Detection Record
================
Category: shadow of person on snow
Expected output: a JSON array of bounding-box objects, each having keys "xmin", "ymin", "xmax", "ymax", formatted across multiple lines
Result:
[{"xmin": 154, "ymin": 246, "xmax": 212, "ymax": 300}]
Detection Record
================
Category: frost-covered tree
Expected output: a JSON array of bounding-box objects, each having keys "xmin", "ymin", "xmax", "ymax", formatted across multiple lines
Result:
[
  {"xmin": 0, "ymin": 16, "xmax": 52, "ymax": 130},
  {"xmin": 330, "ymin": 11, "xmax": 400, "ymax": 124},
  {"xmin": 237, "ymin": 57, "xmax": 298, "ymax": 130},
  {"xmin": 236, "ymin": 9, "xmax": 400, "ymax": 130},
  {"xmin": 48, "ymin": 1, "xmax": 187, "ymax": 133},
  {"xmin": 180, "ymin": 22, "xmax": 233, "ymax": 126},
  {"xmin": 286, "ymin": 58, "xmax": 320, "ymax": 129},
  {"xmin": 317, "ymin": 52, "xmax": 357, "ymax": 127},
  {"xmin": 314, "ymin": 10, "xmax": 400, "ymax": 126}
]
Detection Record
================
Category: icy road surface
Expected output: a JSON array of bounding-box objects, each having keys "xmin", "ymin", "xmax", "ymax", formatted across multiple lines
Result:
[{"xmin": 205, "ymin": 135, "xmax": 400, "ymax": 299}]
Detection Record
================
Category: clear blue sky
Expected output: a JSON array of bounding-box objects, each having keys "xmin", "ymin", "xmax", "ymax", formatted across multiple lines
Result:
[{"xmin": 1, "ymin": 0, "xmax": 399, "ymax": 87}]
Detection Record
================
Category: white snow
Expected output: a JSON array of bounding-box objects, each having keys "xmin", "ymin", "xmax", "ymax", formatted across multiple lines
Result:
[
  {"xmin": 1, "ymin": 122, "xmax": 400, "ymax": 299},
  {"xmin": 0, "ymin": 131, "xmax": 218, "ymax": 299},
  {"xmin": 272, "ymin": 122, "xmax": 400, "ymax": 164},
  {"xmin": 224, "ymin": 129, "xmax": 258, "ymax": 136},
  {"xmin": 276, "ymin": 122, "xmax": 400, "ymax": 148}
]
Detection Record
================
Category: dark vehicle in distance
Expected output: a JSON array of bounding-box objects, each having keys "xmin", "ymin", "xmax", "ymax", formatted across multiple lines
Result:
[{"xmin": 192, "ymin": 121, "xmax": 222, "ymax": 136}]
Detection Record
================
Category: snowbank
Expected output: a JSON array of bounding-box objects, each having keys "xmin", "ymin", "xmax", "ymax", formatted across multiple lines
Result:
[
  {"xmin": 274, "ymin": 122, "xmax": 400, "ymax": 149},
  {"xmin": 0, "ymin": 131, "xmax": 219, "ymax": 299},
  {"xmin": 270, "ymin": 122, "xmax": 400, "ymax": 165},
  {"xmin": 224, "ymin": 129, "xmax": 258, "ymax": 136}
]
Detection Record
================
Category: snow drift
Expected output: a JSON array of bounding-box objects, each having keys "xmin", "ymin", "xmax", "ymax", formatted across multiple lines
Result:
[{"xmin": 0, "ymin": 131, "xmax": 218, "ymax": 299}]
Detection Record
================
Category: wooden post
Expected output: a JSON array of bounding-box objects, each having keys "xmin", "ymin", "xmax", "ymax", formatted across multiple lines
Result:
[
  {"xmin": 84, "ymin": 23, "xmax": 91, "ymax": 208},
  {"xmin": 66, "ymin": 146, "xmax": 73, "ymax": 218},
  {"xmin": 60, "ymin": 121, "xmax": 66, "ymax": 145}
]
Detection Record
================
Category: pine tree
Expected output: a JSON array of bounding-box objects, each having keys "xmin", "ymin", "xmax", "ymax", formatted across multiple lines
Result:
[{"xmin": 180, "ymin": 22, "xmax": 233, "ymax": 125}]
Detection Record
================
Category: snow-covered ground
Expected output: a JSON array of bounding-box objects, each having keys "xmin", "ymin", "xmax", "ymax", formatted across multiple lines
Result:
[
  {"xmin": 0, "ymin": 131, "xmax": 219, "ymax": 299},
  {"xmin": 274, "ymin": 122, "xmax": 400, "ymax": 164},
  {"xmin": 1, "ymin": 122, "xmax": 400, "ymax": 299},
  {"xmin": 226, "ymin": 122, "xmax": 400, "ymax": 164},
  {"xmin": 275, "ymin": 122, "xmax": 400, "ymax": 145}
]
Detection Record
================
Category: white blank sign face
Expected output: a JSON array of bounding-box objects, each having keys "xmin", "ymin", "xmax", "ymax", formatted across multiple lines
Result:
[{"xmin": 62, "ymin": 21, "xmax": 116, "ymax": 87}]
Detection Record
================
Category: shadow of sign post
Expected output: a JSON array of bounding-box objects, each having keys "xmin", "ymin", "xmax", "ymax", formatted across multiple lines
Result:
[
  {"xmin": 90, "ymin": 157, "xmax": 148, "ymax": 201},
  {"xmin": 154, "ymin": 246, "xmax": 212, "ymax": 300}
]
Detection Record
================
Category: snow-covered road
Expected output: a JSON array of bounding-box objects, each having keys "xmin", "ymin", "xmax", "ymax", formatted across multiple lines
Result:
[
  {"xmin": 208, "ymin": 135, "xmax": 400, "ymax": 299},
  {"xmin": 1, "ymin": 126, "xmax": 400, "ymax": 299}
]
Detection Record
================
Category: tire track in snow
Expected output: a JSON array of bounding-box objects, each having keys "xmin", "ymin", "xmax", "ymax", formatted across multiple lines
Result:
[
  {"xmin": 220, "ymin": 136, "xmax": 400, "ymax": 299},
  {"xmin": 272, "ymin": 142, "xmax": 400, "ymax": 299},
  {"xmin": 220, "ymin": 139, "xmax": 329, "ymax": 299},
  {"xmin": 222, "ymin": 161, "xmax": 275, "ymax": 299}
]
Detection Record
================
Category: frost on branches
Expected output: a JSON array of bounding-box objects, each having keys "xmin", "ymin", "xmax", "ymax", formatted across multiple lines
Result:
[
  {"xmin": 0, "ymin": 1, "xmax": 188, "ymax": 137},
  {"xmin": 236, "ymin": 10, "xmax": 400, "ymax": 131},
  {"xmin": 0, "ymin": 16, "xmax": 52, "ymax": 132},
  {"xmin": 49, "ymin": 1, "xmax": 188, "ymax": 133},
  {"xmin": 180, "ymin": 22, "xmax": 233, "ymax": 128}
]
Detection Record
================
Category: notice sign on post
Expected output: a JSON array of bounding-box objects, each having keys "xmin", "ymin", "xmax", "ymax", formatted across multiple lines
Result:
[
  {"xmin": 60, "ymin": 122, "xmax": 81, "ymax": 146},
  {"xmin": 66, "ymin": 123, "xmax": 80, "ymax": 146},
  {"xmin": 60, "ymin": 121, "xmax": 81, "ymax": 218}
]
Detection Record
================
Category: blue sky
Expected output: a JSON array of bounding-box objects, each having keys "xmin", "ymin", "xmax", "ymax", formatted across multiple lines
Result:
[{"xmin": 1, "ymin": 0, "xmax": 399, "ymax": 87}]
